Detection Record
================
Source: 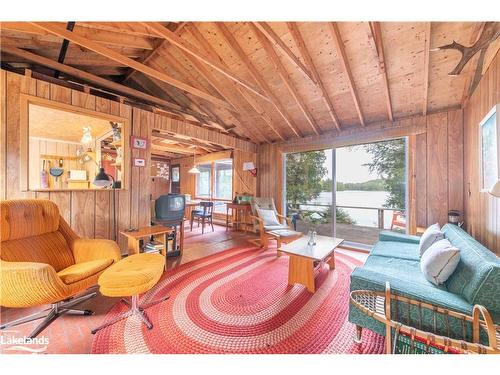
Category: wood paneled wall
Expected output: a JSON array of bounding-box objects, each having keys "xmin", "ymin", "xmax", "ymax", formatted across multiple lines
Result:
[
  {"xmin": 0, "ymin": 70, "xmax": 151, "ymax": 254},
  {"xmin": 258, "ymin": 109, "xmax": 466, "ymax": 235},
  {"xmin": 1, "ymin": 70, "xmax": 255, "ymax": 254},
  {"xmin": 412, "ymin": 110, "xmax": 464, "ymax": 228},
  {"xmin": 463, "ymin": 51, "xmax": 500, "ymax": 255}
]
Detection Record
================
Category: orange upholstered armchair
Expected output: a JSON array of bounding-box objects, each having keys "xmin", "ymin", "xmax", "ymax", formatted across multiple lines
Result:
[{"xmin": 0, "ymin": 199, "xmax": 121, "ymax": 337}]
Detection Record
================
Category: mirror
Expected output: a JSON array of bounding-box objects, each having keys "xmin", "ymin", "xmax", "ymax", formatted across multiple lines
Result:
[{"xmin": 25, "ymin": 99, "xmax": 127, "ymax": 190}]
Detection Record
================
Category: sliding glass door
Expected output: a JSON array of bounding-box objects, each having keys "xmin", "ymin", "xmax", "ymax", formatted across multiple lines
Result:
[
  {"xmin": 284, "ymin": 138, "xmax": 407, "ymax": 248},
  {"xmin": 334, "ymin": 139, "xmax": 407, "ymax": 248}
]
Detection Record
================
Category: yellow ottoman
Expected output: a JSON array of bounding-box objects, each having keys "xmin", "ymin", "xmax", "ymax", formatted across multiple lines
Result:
[{"xmin": 91, "ymin": 253, "xmax": 168, "ymax": 334}]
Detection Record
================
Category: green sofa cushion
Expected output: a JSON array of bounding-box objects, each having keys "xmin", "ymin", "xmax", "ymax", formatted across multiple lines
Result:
[
  {"xmin": 378, "ymin": 230, "xmax": 420, "ymax": 245},
  {"xmin": 370, "ymin": 240, "xmax": 420, "ymax": 261},
  {"xmin": 443, "ymin": 224, "xmax": 500, "ymax": 313},
  {"xmin": 351, "ymin": 260, "xmax": 472, "ymax": 316}
]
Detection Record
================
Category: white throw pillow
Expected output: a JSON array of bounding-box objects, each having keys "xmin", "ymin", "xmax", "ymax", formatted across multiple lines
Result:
[
  {"xmin": 419, "ymin": 223, "xmax": 444, "ymax": 256},
  {"xmin": 420, "ymin": 239, "xmax": 460, "ymax": 285},
  {"xmin": 258, "ymin": 208, "xmax": 280, "ymax": 226}
]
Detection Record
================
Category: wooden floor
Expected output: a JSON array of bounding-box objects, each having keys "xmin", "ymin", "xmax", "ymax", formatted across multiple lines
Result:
[{"xmin": 0, "ymin": 224, "xmax": 366, "ymax": 354}]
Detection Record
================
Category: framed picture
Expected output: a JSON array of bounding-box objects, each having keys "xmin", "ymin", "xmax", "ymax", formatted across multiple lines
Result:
[
  {"xmin": 172, "ymin": 166, "xmax": 180, "ymax": 182},
  {"xmin": 131, "ymin": 136, "xmax": 147, "ymax": 149},
  {"xmin": 480, "ymin": 104, "xmax": 499, "ymax": 191},
  {"xmin": 133, "ymin": 158, "xmax": 145, "ymax": 167}
]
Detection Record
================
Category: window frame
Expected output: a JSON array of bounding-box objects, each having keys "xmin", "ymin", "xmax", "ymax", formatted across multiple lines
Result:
[{"xmin": 195, "ymin": 159, "xmax": 233, "ymax": 205}]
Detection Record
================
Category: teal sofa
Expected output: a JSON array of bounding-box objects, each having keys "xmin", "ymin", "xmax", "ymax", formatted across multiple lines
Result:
[{"xmin": 349, "ymin": 224, "xmax": 500, "ymax": 342}]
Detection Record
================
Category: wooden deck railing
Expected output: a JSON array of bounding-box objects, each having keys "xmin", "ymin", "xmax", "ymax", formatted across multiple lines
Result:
[{"xmin": 292, "ymin": 203, "xmax": 405, "ymax": 230}]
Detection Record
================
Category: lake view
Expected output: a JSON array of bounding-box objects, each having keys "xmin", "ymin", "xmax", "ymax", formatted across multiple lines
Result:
[{"xmin": 300, "ymin": 190, "xmax": 398, "ymax": 228}]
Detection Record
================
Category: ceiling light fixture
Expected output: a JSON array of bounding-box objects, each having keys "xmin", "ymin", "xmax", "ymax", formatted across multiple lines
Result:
[{"xmin": 188, "ymin": 146, "xmax": 200, "ymax": 174}]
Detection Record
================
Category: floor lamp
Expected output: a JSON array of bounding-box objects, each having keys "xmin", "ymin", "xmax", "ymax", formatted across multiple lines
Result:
[{"xmin": 93, "ymin": 167, "xmax": 117, "ymax": 241}]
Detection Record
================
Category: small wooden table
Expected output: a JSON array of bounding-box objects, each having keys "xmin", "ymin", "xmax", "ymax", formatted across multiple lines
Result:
[
  {"xmin": 120, "ymin": 226, "xmax": 174, "ymax": 258},
  {"xmin": 226, "ymin": 203, "xmax": 252, "ymax": 232},
  {"xmin": 279, "ymin": 235, "xmax": 344, "ymax": 293}
]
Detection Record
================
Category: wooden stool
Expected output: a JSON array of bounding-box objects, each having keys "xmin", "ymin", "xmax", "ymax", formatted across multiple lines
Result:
[{"xmin": 91, "ymin": 253, "xmax": 167, "ymax": 334}]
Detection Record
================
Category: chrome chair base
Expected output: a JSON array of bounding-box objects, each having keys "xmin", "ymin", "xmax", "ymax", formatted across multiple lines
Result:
[
  {"xmin": 91, "ymin": 294, "xmax": 169, "ymax": 334},
  {"xmin": 0, "ymin": 291, "xmax": 97, "ymax": 338}
]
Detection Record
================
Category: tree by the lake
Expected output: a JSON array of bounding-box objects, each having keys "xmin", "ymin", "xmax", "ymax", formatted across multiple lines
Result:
[
  {"xmin": 286, "ymin": 151, "xmax": 327, "ymax": 209},
  {"xmin": 360, "ymin": 139, "xmax": 406, "ymax": 209}
]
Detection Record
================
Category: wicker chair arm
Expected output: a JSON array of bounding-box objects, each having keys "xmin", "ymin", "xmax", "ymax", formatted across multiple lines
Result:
[
  {"xmin": 72, "ymin": 238, "xmax": 121, "ymax": 264},
  {"xmin": 0, "ymin": 260, "xmax": 69, "ymax": 307},
  {"xmin": 249, "ymin": 215, "xmax": 264, "ymax": 231}
]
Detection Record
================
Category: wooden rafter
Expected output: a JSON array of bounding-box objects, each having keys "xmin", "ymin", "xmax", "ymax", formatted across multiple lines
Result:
[
  {"xmin": 151, "ymin": 141, "xmax": 206, "ymax": 155},
  {"xmin": 368, "ymin": 22, "xmax": 394, "ymax": 122},
  {"xmin": 122, "ymin": 22, "xmax": 187, "ymax": 82},
  {"xmin": 142, "ymin": 22, "xmax": 271, "ymax": 104},
  {"xmin": 187, "ymin": 23, "xmax": 286, "ymax": 141},
  {"xmin": 30, "ymin": 22, "xmax": 232, "ymax": 110},
  {"xmin": 422, "ymin": 22, "xmax": 431, "ymax": 115},
  {"xmin": 252, "ymin": 22, "xmax": 315, "ymax": 84},
  {"xmin": 329, "ymin": 23, "xmax": 365, "ymax": 126},
  {"xmin": 286, "ymin": 22, "xmax": 341, "ymax": 131},
  {"xmin": 152, "ymin": 52, "xmax": 232, "ymax": 132},
  {"xmin": 152, "ymin": 131, "xmax": 223, "ymax": 151},
  {"xmin": 252, "ymin": 23, "xmax": 321, "ymax": 135},
  {"xmin": 0, "ymin": 45, "xmax": 225, "ymax": 128},
  {"xmin": 216, "ymin": 23, "xmax": 302, "ymax": 138},
  {"xmin": 1, "ymin": 22, "xmax": 156, "ymax": 50},
  {"xmin": 179, "ymin": 50, "xmax": 269, "ymax": 143}
]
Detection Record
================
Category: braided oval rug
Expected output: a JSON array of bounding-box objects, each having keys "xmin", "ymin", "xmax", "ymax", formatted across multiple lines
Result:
[{"xmin": 91, "ymin": 245, "xmax": 384, "ymax": 354}]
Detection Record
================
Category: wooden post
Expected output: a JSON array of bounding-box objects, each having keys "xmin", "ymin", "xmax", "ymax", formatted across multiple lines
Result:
[{"xmin": 378, "ymin": 209, "xmax": 384, "ymax": 229}]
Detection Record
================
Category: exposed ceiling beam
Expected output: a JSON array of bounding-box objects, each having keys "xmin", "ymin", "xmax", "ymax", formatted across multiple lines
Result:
[
  {"xmin": 54, "ymin": 21, "xmax": 75, "ymax": 79},
  {"xmin": 30, "ymin": 22, "xmax": 233, "ymax": 111},
  {"xmin": 152, "ymin": 52, "xmax": 233, "ymax": 133},
  {"xmin": 422, "ymin": 22, "xmax": 431, "ymax": 115},
  {"xmin": 368, "ymin": 22, "xmax": 394, "ymax": 122},
  {"xmin": 1, "ymin": 45, "xmax": 223, "ymax": 127},
  {"xmin": 253, "ymin": 22, "xmax": 315, "ymax": 84},
  {"xmin": 216, "ymin": 23, "xmax": 302, "ymax": 138},
  {"xmin": 329, "ymin": 23, "xmax": 365, "ymax": 126},
  {"xmin": 122, "ymin": 22, "xmax": 187, "ymax": 83},
  {"xmin": 287, "ymin": 22, "xmax": 341, "ymax": 131},
  {"xmin": 151, "ymin": 141, "xmax": 206, "ymax": 155},
  {"xmin": 179, "ymin": 50, "xmax": 269, "ymax": 143},
  {"xmin": 187, "ymin": 23, "xmax": 286, "ymax": 141},
  {"xmin": 252, "ymin": 23, "xmax": 321, "ymax": 135},
  {"xmin": 141, "ymin": 22, "xmax": 271, "ymax": 104},
  {"xmin": 152, "ymin": 130, "xmax": 224, "ymax": 151},
  {"xmin": 1, "ymin": 22, "xmax": 156, "ymax": 50},
  {"xmin": 151, "ymin": 150, "xmax": 184, "ymax": 159}
]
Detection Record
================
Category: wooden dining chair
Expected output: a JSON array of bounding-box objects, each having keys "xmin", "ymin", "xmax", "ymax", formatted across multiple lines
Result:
[{"xmin": 190, "ymin": 201, "xmax": 215, "ymax": 234}]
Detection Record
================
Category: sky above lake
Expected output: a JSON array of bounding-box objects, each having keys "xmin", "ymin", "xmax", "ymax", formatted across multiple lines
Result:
[{"xmin": 324, "ymin": 146, "xmax": 380, "ymax": 183}]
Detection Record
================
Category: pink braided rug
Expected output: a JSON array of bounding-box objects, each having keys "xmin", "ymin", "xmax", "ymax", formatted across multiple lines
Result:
[{"xmin": 91, "ymin": 246, "xmax": 385, "ymax": 354}]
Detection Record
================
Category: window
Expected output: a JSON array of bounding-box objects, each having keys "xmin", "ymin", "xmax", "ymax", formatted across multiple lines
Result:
[
  {"xmin": 196, "ymin": 159, "xmax": 233, "ymax": 207},
  {"xmin": 196, "ymin": 163, "xmax": 212, "ymax": 199},
  {"xmin": 214, "ymin": 159, "xmax": 233, "ymax": 200},
  {"xmin": 480, "ymin": 105, "xmax": 499, "ymax": 191}
]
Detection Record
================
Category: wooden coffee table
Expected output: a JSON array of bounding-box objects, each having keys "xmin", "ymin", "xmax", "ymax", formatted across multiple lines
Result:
[{"xmin": 278, "ymin": 235, "xmax": 344, "ymax": 293}]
